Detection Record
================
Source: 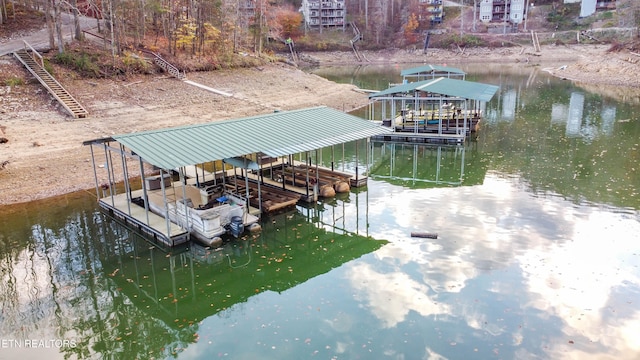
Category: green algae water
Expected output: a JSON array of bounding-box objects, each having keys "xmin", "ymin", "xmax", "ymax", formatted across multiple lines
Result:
[{"xmin": 1, "ymin": 64, "xmax": 639, "ymax": 359}]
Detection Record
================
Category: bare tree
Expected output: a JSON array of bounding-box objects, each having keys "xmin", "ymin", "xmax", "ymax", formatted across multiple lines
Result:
[
  {"xmin": 70, "ymin": 0, "xmax": 84, "ymax": 41},
  {"xmin": 54, "ymin": 0, "xmax": 64, "ymax": 53},
  {"xmin": 0, "ymin": 0, "xmax": 5, "ymax": 25},
  {"xmin": 371, "ymin": 0, "xmax": 384, "ymax": 44},
  {"xmin": 249, "ymin": 0, "xmax": 269, "ymax": 53},
  {"xmin": 45, "ymin": 0, "xmax": 56, "ymax": 50},
  {"xmin": 618, "ymin": 0, "xmax": 640, "ymax": 35}
]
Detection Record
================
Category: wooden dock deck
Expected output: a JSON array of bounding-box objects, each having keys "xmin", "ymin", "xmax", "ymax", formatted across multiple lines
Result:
[
  {"xmin": 182, "ymin": 164, "xmax": 309, "ymax": 210},
  {"xmin": 181, "ymin": 156, "xmax": 370, "ymax": 210},
  {"xmin": 285, "ymin": 163, "xmax": 353, "ymax": 193},
  {"xmin": 258, "ymin": 160, "xmax": 369, "ymax": 197},
  {"xmin": 260, "ymin": 159, "xmax": 368, "ymax": 189},
  {"xmin": 225, "ymin": 176, "xmax": 301, "ymax": 213},
  {"xmin": 269, "ymin": 164, "xmax": 353, "ymax": 197},
  {"xmin": 245, "ymin": 171, "xmax": 317, "ymax": 203}
]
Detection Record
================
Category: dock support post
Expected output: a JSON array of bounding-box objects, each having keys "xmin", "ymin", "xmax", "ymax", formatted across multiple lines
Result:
[
  {"xmin": 139, "ymin": 157, "xmax": 150, "ymax": 225},
  {"xmin": 179, "ymin": 168, "xmax": 192, "ymax": 231},
  {"xmin": 159, "ymin": 168, "xmax": 172, "ymax": 237},
  {"xmin": 355, "ymin": 139, "xmax": 359, "ymax": 184},
  {"xmin": 103, "ymin": 142, "xmax": 115, "ymax": 207},
  {"xmin": 89, "ymin": 144, "xmax": 100, "ymax": 200},
  {"xmin": 281, "ymin": 157, "xmax": 286, "ymax": 190},
  {"xmin": 331, "ymin": 145, "xmax": 335, "ymax": 171},
  {"xmin": 212, "ymin": 161, "xmax": 217, "ymax": 186},
  {"xmin": 305, "ymin": 151, "xmax": 310, "ymax": 200},
  {"xmin": 119, "ymin": 143, "xmax": 132, "ymax": 215}
]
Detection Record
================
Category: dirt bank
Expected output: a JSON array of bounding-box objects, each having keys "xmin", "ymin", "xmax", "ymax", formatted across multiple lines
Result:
[
  {"xmin": 310, "ymin": 44, "xmax": 639, "ymax": 88},
  {"xmin": 1, "ymin": 44, "xmax": 638, "ymax": 206}
]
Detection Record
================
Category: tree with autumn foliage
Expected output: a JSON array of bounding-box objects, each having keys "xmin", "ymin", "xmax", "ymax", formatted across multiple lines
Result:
[
  {"xmin": 270, "ymin": 5, "xmax": 303, "ymax": 41},
  {"xmin": 404, "ymin": 12, "xmax": 419, "ymax": 45}
]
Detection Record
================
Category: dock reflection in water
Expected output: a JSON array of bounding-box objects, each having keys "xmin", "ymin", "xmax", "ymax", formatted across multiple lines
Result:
[
  {"xmin": 368, "ymin": 142, "xmax": 481, "ymax": 188},
  {"xmin": 100, "ymin": 208, "xmax": 385, "ymax": 356},
  {"xmin": 0, "ymin": 194, "xmax": 385, "ymax": 359}
]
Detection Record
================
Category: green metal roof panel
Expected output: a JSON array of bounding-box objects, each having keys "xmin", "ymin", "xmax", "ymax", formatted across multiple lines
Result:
[
  {"xmin": 418, "ymin": 77, "xmax": 499, "ymax": 102},
  {"xmin": 369, "ymin": 79, "xmax": 433, "ymax": 98},
  {"xmin": 369, "ymin": 77, "xmax": 499, "ymax": 102},
  {"xmin": 111, "ymin": 106, "xmax": 390, "ymax": 170},
  {"xmin": 400, "ymin": 64, "xmax": 466, "ymax": 77}
]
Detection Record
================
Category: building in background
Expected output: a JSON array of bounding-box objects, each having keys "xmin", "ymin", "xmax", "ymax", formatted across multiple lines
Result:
[
  {"xmin": 479, "ymin": 0, "xmax": 526, "ymax": 29},
  {"xmin": 563, "ymin": 0, "xmax": 617, "ymax": 17},
  {"xmin": 301, "ymin": 0, "xmax": 347, "ymax": 31},
  {"xmin": 419, "ymin": 0, "xmax": 445, "ymax": 26}
]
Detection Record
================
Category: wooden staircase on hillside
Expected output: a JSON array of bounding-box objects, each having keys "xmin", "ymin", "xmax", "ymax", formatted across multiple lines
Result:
[
  {"xmin": 82, "ymin": 31, "xmax": 186, "ymax": 80},
  {"xmin": 13, "ymin": 42, "xmax": 89, "ymax": 119},
  {"xmin": 284, "ymin": 37, "xmax": 299, "ymax": 63},
  {"xmin": 531, "ymin": 31, "xmax": 541, "ymax": 52},
  {"xmin": 423, "ymin": 32, "xmax": 431, "ymax": 54},
  {"xmin": 350, "ymin": 23, "xmax": 367, "ymax": 62},
  {"xmin": 151, "ymin": 52, "xmax": 186, "ymax": 80}
]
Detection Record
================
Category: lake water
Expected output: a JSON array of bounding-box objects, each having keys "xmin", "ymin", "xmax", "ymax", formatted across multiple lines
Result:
[{"xmin": 1, "ymin": 63, "xmax": 639, "ymax": 359}]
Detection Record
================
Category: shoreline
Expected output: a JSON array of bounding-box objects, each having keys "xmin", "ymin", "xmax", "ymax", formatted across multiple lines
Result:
[{"xmin": 1, "ymin": 44, "xmax": 638, "ymax": 207}]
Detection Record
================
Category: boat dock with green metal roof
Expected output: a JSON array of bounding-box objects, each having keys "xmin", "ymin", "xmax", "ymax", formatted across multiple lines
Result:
[
  {"xmin": 83, "ymin": 106, "xmax": 390, "ymax": 247},
  {"xmin": 368, "ymin": 76, "xmax": 499, "ymax": 144},
  {"xmin": 400, "ymin": 64, "xmax": 466, "ymax": 82}
]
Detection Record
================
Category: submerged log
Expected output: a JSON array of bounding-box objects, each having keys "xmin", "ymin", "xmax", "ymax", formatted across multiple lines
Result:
[{"xmin": 410, "ymin": 232, "xmax": 438, "ymax": 239}]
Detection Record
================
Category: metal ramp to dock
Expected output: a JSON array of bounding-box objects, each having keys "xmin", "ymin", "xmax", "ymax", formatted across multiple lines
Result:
[{"xmin": 13, "ymin": 41, "xmax": 89, "ymax": 118}]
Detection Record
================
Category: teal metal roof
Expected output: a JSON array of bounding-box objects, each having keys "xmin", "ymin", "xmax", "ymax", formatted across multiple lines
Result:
[
  {"xmin": 371, "ymin": 80, "xmax": 427, "ymax": 97},
  {"xmin": 105, "ymin": 107, "xmax": 390, "ymax": 170},
  {"xmin": 369, "ymin": 77, "xmax": 499, "ymax": 102},
  {"xmin": 400, "ymin": 64, "xmax": 465, "ymax": 77}
]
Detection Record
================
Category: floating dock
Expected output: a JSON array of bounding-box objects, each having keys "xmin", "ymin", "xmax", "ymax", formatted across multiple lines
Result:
[
  {"xmin": 84, "ymin": 107, "xmax": 390, "ymax": 247},
  {"xmin": 368, "ymin": 76, "xmax": 499, "ymax": 144}
]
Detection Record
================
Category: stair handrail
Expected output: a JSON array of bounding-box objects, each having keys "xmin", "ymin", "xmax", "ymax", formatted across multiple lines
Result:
[
  {"xmin": 22, "ymin": 40, "xmax": 44, "ymax": 68},
  {"xmin": 13, "ymin": 45, "xmax": 88, "ymax": 118},
  {"xmin": 350, "ymin": 22, "xmax": 362, "ymax": 43},
  {"xmin": 285, "ymin": 38, "xmax": 298, "ymax": 62},
  {"xmin": 152, "ymin": 52, "xmax": 185, "ymax": 79}
]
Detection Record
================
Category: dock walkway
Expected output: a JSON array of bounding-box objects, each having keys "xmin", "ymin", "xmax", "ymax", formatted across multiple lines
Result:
[{"xmin": 99, "ymin": 190, "xmax": 189, "ymax": 247}]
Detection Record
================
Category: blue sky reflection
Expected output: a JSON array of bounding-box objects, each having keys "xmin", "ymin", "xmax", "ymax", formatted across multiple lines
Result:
[{"xmin": 342, "ymin": 171, "xmax": 640, "ymax": 359}]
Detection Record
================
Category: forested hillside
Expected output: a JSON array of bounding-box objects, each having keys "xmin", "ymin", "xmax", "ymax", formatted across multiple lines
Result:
[{"xmin": 0, "ymin": 0, "xmax": 638, "ymax": 77}]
